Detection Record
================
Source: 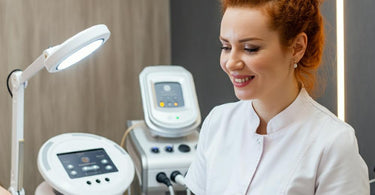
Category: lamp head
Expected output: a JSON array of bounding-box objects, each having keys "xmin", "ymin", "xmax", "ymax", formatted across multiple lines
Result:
[{"xmin": 43, "ymin": 24, "xmax": 110, "ymax": 73}]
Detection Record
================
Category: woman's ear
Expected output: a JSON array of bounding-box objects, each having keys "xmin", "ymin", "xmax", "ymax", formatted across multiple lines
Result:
[{"xmin": 292, "ymin": 32, "xmax": 308, "ymax": 62}]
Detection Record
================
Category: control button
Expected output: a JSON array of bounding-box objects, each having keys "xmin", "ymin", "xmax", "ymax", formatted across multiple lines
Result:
[
  {"xmin": 165, "ymin": 146, "xmax": 173, "ymax": 153},
  {"xmin": 151, "ymin": 147, "xmax": 160, "ymax": 153},
  {"xmin": 96, "ymin": 179, "xmax": 101, "ymax": 184},
  {"xmin": 70, "ymin": 170, "xmax": 77, "ymax": 176},
  {"xmin": 105, "ymin": 178, "xmax": 110, "ymax": 182},
  {"xmin": 67, "ymin": 164, "xmax": 74, "ymax": 169},
  {"xmin": 82, "ymin": 165, "xmax": 100, "ymax": 172},
  {"xmin": 86, "ymin": 181, "xmax": 92, "ymax": 185},
  {"xmin": 105, "ymin": 165, "xmax": 113, "ymax": 170},
  {"xmin": 178, "ymin": 144, "xmax": 191, "ymax": 153},
  {"xmin": 81, "ymin": 157, "xmax": 90, "ymax": 163},
  {"xmin": 101, "ymin": 159, "xmax": 108, "ymax": 164}
]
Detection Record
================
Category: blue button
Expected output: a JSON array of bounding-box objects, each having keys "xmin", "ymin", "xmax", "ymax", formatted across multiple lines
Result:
[
  {"xmin": 165, "ymin": 146, "xmax": 173, "ymax": 153},
  {"xmin": 151, "ymin": 147, "xmax": 160, "ymax": 153}
]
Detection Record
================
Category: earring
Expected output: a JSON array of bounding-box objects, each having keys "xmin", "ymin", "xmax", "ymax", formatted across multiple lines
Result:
[{"xmin": 294, "ymin": 63, "xmax": 298, "ymax": 69}]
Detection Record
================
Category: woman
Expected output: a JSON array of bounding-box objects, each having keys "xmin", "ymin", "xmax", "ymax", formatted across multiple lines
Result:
[{"xmin": 184, "ymin": 0, "xmax": 369, "ymax": 194}]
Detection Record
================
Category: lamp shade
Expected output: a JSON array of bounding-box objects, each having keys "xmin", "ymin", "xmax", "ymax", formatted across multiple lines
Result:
[{"xmin": 43, "ymin": 24, "xmax": 110, "ymax": 73}]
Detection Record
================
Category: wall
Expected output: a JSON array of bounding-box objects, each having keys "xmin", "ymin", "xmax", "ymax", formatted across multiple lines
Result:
[
  {"xmin": 170, "ymin": 0, "xmax": 237, "ymax": 120},
  {"xmin": 345, "ymin": 0, "xmax": 375, "ymax": 193},
  {"xmin": 0, "ymin": 0, "xmax": 170, "ymax": 193}
]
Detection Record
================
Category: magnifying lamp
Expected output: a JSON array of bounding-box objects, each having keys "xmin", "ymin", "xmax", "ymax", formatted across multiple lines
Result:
[{"xmin": 8, "ymin": 24, "xmax": 110, "ymax": 195}]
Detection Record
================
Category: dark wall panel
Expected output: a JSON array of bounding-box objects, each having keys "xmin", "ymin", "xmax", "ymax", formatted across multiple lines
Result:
[
  {"xmin": 345, "ymin": 0, "xmax": 375, "ymax": 191},
  {"xmin": 170, "ymin": 0, "xmax": 236, "ymax": 119}
]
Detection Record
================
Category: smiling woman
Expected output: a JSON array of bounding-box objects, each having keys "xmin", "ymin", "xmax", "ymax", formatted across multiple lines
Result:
[{"xmin": 184, "ymin": 0, "xmax": 369, "ymax": 194}]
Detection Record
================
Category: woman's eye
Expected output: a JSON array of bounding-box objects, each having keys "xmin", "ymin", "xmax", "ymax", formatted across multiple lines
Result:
[
  {"xmin": 244, "ymin": 47, "xmax": 260, "ymax": 53},
  {"xmin": 221, "ymin": 46, "xmax": 231, "ymax": 51}
]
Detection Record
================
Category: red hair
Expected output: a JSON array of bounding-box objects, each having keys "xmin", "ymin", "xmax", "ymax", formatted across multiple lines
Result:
[{"xmin": 221, "ymin": 0, "xmax": 325, "ymax": 94}]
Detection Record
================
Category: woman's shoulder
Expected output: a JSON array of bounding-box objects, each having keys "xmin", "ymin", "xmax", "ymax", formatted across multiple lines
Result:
[
  {"xmin": 308, "ymin": 97, "xmax": 352, "ymax": 127},
  {"xmin": 304, "ymin": 97, "xmax": 357, "ymax": 149}
]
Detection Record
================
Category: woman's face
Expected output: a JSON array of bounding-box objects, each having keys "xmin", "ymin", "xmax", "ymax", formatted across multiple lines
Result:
[{"xmin": 220, "ymin": 7, "xmax": 297, "ymax": 101}]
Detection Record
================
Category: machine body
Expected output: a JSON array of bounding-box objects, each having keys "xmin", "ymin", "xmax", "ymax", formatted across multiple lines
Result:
[
  {"xmin": 139, "ymin": 66, "xmax": 201, "ymax": 137},
  {"xmin": 126, "ymin": 120, "xmax": 198, "ymax": 195},
  {"xmin": 127, "ymin": 65, "xmax": 200, "ymax": 194},
  {"xmin": 36, "ymin": 133, "xmax": 134, "ymax": 195}
]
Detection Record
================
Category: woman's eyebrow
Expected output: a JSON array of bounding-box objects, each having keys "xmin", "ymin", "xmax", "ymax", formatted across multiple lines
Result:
[
  {"xmin": 219, "ymin": 36, "xmax": 263, "ymax": 43},
  {"xmin": 238, "ymin": 37, "xmax": 263, "ymax": 42}
]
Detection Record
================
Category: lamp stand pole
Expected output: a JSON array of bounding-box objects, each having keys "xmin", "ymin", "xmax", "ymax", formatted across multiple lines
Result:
[
  {"xmin": 8, "ymin": 54, "xmax": 44, "ymax": 195},
  {"xmin": 9, "ymin": 71, "xmax": 26, "ymax": 195}
]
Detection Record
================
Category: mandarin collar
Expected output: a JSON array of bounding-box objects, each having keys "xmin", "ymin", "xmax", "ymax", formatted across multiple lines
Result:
[{"xmin": 248, "ymin": 88, "xmax": 311, "ymax": 135}]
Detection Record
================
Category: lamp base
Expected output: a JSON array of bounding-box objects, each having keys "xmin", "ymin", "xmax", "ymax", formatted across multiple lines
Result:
[
  {"xmin": 34, "ymin": 182, "xmax": 56, "ymax": 195},
  {"xmin": 8, "ymin": 188, "xmax": 24, "ymax": 195}
]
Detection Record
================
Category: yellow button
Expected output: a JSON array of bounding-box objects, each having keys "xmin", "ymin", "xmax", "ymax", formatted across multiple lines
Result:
[
  {"xmin": 159, "ymin": 102, "xmax": 165, "ymax": 107},
  {"xmin": 174, "ymin": 102, "xmax": 178, "ymax": 106}
]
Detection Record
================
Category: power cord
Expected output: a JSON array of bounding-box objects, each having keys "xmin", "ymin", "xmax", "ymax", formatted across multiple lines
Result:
[
  {"xmin": 170, "ymin": 171, "xmax": 191, "ymax": 195},
  {"xmin": 6, "ymin": 69, "xmax": 22, "ymax": 98},
  {"xmin": 186, "ymin": 188, "xmax": 192, "ymax": 195},
  {"xmin": 120, "ymin": 121, "xmax": 145, "ymax": 195},
  {"xmin": 120, "ymin": 121, "xmax": 145, "ymax": 149},
  {"xmin": 156, "ymin": 172, "xmax": 175, "ymax": 195},
  {"xmin": 170, "ymin": 171, "xmax": 185, "ymax": 185}
]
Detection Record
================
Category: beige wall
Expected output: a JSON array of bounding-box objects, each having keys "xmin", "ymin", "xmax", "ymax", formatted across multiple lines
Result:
[{"xmin": 0, "ymin": 0, "xmax": 170, "ymax": 193}]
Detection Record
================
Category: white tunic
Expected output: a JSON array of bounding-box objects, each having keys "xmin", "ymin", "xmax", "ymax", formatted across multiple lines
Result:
[{"xmin": 185, "ymin": 89, "xmax": 369, "ymax": 195}]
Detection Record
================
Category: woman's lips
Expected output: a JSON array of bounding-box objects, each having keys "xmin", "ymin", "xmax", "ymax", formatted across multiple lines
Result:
[{"xmin": 232, "ymin": 75, "xmax": 255, "ymax": 87}]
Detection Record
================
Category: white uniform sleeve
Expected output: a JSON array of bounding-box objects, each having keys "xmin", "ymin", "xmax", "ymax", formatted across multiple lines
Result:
[
  {"xmin": 184, "ymin": 108, "xmax": 215, "ymax": 195},
  {"xmin": 315, "ymin": 127, "xmax": 369, "ymax": 195}
]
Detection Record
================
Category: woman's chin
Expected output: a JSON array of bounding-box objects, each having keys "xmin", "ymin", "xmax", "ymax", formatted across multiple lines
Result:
[{"xmin": 234, "ymin": 90, "xmax": 255, "ymax": 100}]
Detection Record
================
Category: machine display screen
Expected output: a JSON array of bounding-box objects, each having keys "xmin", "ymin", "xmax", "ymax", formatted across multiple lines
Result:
[
  {"xmin": 154, "ymin": 82, "xmax": 184, "ymax": 108},
  {"xmin": 57, "ymin": 148, "xmax": 118, "ymax": 179}
]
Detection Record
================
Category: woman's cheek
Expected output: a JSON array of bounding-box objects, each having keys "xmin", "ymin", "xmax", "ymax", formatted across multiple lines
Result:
[{"xmin": 246, "ymin": 57, "xmax": 269, "ymax": 72}]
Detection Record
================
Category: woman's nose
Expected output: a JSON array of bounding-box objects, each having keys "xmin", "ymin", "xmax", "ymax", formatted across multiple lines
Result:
[{"xmin": 225, "ymin": 52, "xmax": 244, "ymax": 71}]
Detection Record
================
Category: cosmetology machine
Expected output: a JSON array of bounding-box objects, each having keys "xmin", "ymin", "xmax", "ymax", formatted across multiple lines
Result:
[
  {"xmin": 125, "ymin": 66, "xmax": 200, "ymax": 195},
  {"xmin": 35, "ymin": 133, "xmax": 135, "ymax": 195}
]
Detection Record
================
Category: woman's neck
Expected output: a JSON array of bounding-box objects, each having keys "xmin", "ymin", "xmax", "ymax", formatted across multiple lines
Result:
[{"xmin": 252, "ymin": 82, "xmax": 300, "ymax": 135}]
